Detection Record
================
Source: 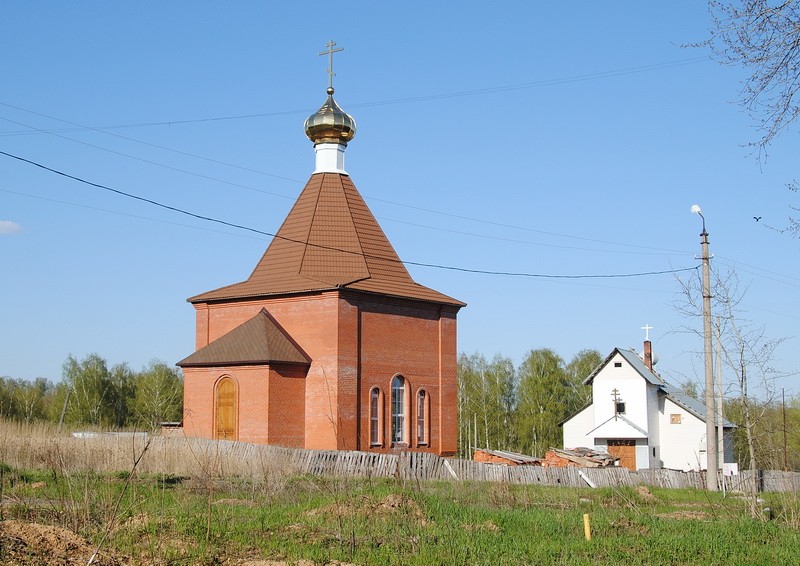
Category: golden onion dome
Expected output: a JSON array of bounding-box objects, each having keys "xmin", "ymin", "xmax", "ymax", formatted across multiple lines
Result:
[{"xmin": 304, "ymin": 87, "xmax": 356, "ymax": 145}]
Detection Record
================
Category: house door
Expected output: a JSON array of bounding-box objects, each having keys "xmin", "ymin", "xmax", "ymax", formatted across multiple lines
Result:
[
  {"xmin": 607, "ymin": 439, "xmax": 636, "ymax": 470},
  {"xmin": 215, "ymin": 377, "xmax": 237, "ymax": 440}
]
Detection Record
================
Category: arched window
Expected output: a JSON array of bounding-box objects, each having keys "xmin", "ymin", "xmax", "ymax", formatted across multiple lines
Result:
[
  {"xmin": 416, "ymin": 389, "xmax": 429, "ymax": 445},
  {"xmin": 391, "ymin": 375, "xmax": 406, "ymax": 444},
  {"xmin": 370, "ymin": 387, "xmax": 383, "ymax": 446}
]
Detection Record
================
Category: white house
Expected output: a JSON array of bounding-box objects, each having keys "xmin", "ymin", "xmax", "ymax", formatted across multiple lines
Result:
[{"xmin": 562, "ymin": 340, "xmax": 734, "ymax": 471}]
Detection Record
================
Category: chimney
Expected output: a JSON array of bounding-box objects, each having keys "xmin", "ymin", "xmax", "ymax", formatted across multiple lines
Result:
[{"xmin": 643, "ymin": 340, "xmax": 653, "ymax": 371}]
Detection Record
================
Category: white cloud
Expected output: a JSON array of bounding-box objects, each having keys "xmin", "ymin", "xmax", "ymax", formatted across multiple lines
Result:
[{"xmin": 0, "ymin": 220, "xmax": 22, "ymax": 235}]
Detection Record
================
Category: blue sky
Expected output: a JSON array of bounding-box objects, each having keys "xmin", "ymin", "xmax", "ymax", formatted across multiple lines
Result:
[{"xmin": 2, "ymin": 2, "xmax": 798, "ymax": 395}]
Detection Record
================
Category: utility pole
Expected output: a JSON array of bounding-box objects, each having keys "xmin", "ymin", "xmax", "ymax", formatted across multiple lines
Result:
[
  {"xmin": 716, "ymin": 316, "xmax": 725, "ymax": 493},
  {"xmin": 692, "ymin": 204, "xmax": 718, "ymax": 491},
  {"xmin": 783, "ymin": 388, "xmax": 788, "ymax": 472}
]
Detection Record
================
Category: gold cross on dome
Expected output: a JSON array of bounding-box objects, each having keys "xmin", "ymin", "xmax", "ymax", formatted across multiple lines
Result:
[{"xmin": 318, "ymin": 40, "xmax": 344, "ymax": 90}]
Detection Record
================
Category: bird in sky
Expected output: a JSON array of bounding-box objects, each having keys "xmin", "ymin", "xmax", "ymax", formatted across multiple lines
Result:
[{"xmin": 754, "ymin": 216, "xmax": 762, "ymax": 222}]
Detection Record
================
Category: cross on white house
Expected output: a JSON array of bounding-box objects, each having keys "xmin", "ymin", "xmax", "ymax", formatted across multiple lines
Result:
[{"xmin": 641, "ymin": 324, "xmax": 653, "ymax": 341}]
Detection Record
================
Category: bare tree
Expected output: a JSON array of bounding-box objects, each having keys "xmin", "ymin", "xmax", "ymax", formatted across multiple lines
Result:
[
  {"xmin": 706, "ymin": 2, "xmax": 800, "ymax": 236},
  {"xmin": 674, "ymin": 266, "xmax": 795, "ymax": 514},
  {"xmin": 707, "ymin": 1, "xmax": 800, "ymax": 153}
]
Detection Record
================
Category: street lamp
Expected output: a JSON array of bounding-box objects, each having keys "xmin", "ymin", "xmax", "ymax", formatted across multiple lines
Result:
[{"xmin": 692, "ymin": 204, "xmax": 718, "ymax": 491}]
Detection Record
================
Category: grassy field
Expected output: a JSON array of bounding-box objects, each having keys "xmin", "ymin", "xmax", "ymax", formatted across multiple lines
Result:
[
  {"xmin": 0, "ymin": 421, "xmax": 798, "ymax": 564},
  {"xmin": 2, "ymin": 463, "xmax": 800, "ymax": 565}
]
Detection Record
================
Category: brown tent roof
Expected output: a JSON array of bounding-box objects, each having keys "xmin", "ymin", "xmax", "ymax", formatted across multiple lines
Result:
[
  {"xmin": 177, "ymin": 309, "xmax": 310, "ymax": 367},
  {"xmin": 189, "ymin": 173, "xmax": 464, "ymax": 307}
]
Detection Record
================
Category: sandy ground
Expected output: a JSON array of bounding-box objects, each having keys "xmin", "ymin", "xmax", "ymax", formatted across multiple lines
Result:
[{"xmin": 0, "ymin": 520, "xmax": 123, "ymax": 565}]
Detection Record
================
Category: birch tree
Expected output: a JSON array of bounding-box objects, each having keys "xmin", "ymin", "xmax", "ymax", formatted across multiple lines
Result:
[
  {"xmin": 133, "ymin": 361, "xmax": 183, "ymax": 427},
  {"xmin": 457, "ymin": 353, "xmax": 515, "ymax": 455},
  {"xmin": 515, "ymin": 349, "xmax": 576, "ymax": 457},
  {"xmin": 62, "ymin": 354, "xmax": 115, "ymax": 426}
]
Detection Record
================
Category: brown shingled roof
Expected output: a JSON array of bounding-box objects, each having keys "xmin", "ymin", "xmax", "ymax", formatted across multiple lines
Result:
[
  {"xmin": 177, "ymin": 309, "xmax": 310, "ymax": 367},
  {"xmin": 189, "ymin": 173, "xmax": 464, "ymax": 307}
]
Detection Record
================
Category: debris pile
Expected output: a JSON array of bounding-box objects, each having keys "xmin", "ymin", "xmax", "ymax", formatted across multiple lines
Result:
[
  {"xmin": 543, "ymin": 447, "xmax": 618, "ymax": 468},
  {"xmin": 473, "ymin": 449, "xmax": 542, "ymax": 466},
  {"xmin": 473, "ymin": 447, "xmax": 619, "ymax": 468}
]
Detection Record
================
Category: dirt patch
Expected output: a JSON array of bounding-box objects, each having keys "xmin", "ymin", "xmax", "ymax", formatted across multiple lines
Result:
[
  {"xmin": 306, "ymin": 494, "xmax": 427, "ymax": 526},
  {"xmin": 213, "ymin": 498, "xmax": 258, "ymax": 507},
  {"xmin": 609, "ymin": 516, "xmax": 650, "ymax": 535},
  {"xmin": 238, "ymin": 561, "xmax": 358, "ymax": 566},
  {"xmin": 462, "ymin": 520, "xmax": 501, "ymax": 533},
  {"xmin": 674, "ymin": 501, "xmax": 710, "ymax": 509},
  {"xmin": 237, "ymin": 561, "xmax": 358, "ymax": 566},
  {"xmin": 635, "ymin": 485, "xmax": 656, "ymax": 501},
  {"xmin": 0, "ymin": 520, "xmax": 124, "ymax": 565},
  {"xmin": 656, "ymin": 510, "xmax": 711, "ymax": 520}
]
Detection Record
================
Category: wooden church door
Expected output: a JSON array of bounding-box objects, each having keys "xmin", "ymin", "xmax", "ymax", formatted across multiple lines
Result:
[
  {"xmin": 607, "ymin": 439, "xmax": 636, "ymax": 470},
  {"xmin": 215, "ymin": 377, "xmax": 237, "ymax": 440}
]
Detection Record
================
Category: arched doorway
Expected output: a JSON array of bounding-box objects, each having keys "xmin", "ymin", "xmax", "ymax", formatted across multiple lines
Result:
[{"xmin": 215, "ymin": 377, "xmax": 237, "ymax": 440}]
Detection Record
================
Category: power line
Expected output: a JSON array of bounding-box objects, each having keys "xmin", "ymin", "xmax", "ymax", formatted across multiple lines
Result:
[
  {"xmin": 380, "ymin": 216, "xmax": 687, "ymax": 256},
  {"xmin": 0, "ymin": 114, "xmax": 296, "ymax": 201},
  {"xmin": 0, "ymin": 188, "xmax": 265, "ymax": 241},
  {"xmin": 0, "ymin": 149, "xmax": 699, "ymax": 280},
  {"xmin": 369, "ymin": 196, "xmax": 688, "ymax": 254},
  {"xmin": 0, "ymin": 57, "xmax": 708, "ymax": 135},
  {"xmin": 0, "ymin": 104, "xmax": 690, "ymax": 256},
  {"xmin": 0, "ymin": 101, "xmax": 304, "ymax": 184}
]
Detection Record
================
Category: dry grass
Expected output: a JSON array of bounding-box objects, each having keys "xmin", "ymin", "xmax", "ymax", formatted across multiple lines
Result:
[{"xmin": 0, "ymin": 420, "xmax": 296, "ymax": 485}]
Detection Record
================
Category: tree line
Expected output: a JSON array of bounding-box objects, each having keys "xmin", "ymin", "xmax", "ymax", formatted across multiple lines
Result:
[
  {"xmin": 0, "ymin": 354, "xmax": 182, "ymax": 428},
  {"xmin": 458, "ymin": 347, "xmax": 800, "ymax": 471},
  {"xmin": 4, "ymin": 348, "xmax": 798, "ymax": 470},
  {"xmin": 457, "ymin": 348, "xmax": 602, "ymax": 459}
]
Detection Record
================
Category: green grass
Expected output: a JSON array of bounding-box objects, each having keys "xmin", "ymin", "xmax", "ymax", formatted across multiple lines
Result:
[{"xmin": 1, "ymin": 466, "xmax": 798, "ymax": 565}]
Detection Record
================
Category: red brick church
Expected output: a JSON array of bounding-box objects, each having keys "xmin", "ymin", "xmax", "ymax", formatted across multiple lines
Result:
[{"xmin": 178, "ymin": 64, "xmax": 464, "ymax": 455}]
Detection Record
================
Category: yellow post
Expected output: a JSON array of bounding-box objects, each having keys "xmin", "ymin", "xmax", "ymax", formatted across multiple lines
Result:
[{"xmin": 583, "ymin": 513, "xmax": 591, "ymax": 541}]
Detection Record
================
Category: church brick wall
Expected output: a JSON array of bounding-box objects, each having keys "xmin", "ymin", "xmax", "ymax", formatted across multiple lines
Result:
[
  {"xmin": 267, "ymin": 364, "xmax": 306, "ymax": 447},
  {"xmin": 182, "ymin": 366, "xmax": 269, "ymax": 443},
  {"xmin": 181, "ymin": 364, "xmax": 306, "ymax": 446},
  {"xmin": 351, "ymin": 295, "xmax": 459, "ymax": 456},
  {"xmin": 186, "ymin": 291, "xmax": 459, "ymax": 455},
  {"xmin": 196, "ymin": 293, "xmax": 343, "ymax": 450}
]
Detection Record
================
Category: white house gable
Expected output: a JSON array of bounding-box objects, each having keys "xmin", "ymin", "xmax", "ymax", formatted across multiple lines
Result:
[{"xmin": 590, "ymin": 351, "xmax": 650, "ymax": 436}]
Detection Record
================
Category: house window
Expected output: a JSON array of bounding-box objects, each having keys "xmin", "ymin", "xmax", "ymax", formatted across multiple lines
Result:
[
  {"xmin": 416, "ymin": 389, "xmax": 429, "ymax": 445},
  {"xmin": 391, "ymin": 375, "xmax": 406, "ymax": 444},
  {"xmin": 616, "ymin": 401, "xmax": 626, "ymax": 415},
  {"xmin": 670, "ymin": 414, "xmax": 682, "ymax": 424},
  {"xmin": 370, "ymin": 387, "xmax": 383, "ymax": 446},
  {"xmin": 614, "ymin": 362, "xmax": 622, "ymax": 368}
]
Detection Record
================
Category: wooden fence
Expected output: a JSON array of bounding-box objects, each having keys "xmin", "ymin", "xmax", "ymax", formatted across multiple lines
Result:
[{"xmin": 3, "ymin": 433, "xmax": 799, "ymax": 493}]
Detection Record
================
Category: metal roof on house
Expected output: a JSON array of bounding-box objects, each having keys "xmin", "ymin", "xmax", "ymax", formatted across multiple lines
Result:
[
  {"xmin": 583, "ymin": 347, "xmax": 664, "ymax": 386},
  {"xmin": 189, "ymin": 172, "xmax": 465, "ymax": 308},
  {"xmin": 660, "ymin": 382, "xmax": 735, "ymax": 428},
  {"xmin": 177, "ymin": 308, "xmax": 310, "ymax": 367},
  {"xmin": 578, "ymin": 345, "xmax": 735, "ymax": 429}
]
